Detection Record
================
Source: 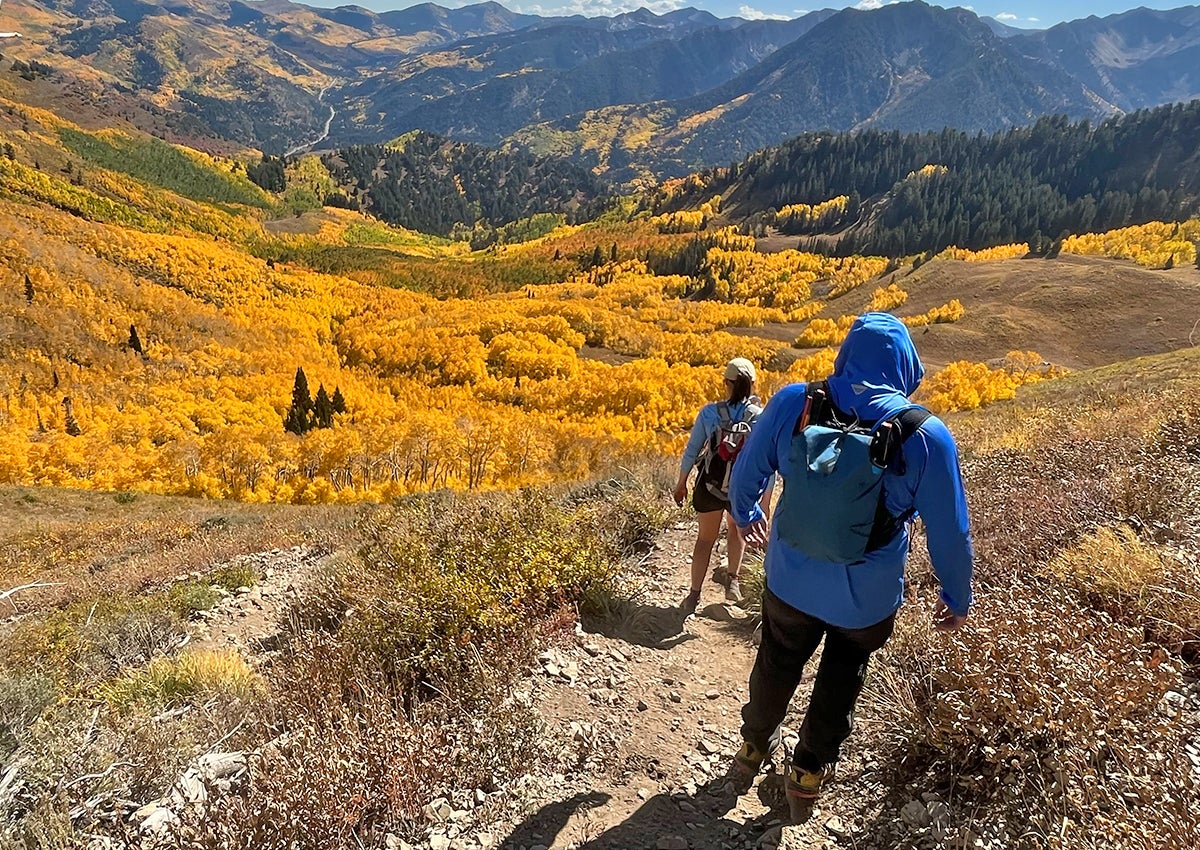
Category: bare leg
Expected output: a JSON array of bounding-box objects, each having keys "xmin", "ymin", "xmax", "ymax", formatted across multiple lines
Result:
[
  {"xmin": 725, "ymin": 511, "xmax": 747, "ymax": 579},
  {"xmin": 690, "ymin": 510, "xmax": 724, "ymax": 594}
]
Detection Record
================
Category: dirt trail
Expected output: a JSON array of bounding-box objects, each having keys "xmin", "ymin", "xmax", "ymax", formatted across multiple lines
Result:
[
  {"xmin": 488, "ymin": 523, "xmax": 924, "ymax": 850},
  {"xmin": 186, "ymin": 545, "xmax": 328, "ymax": 656}
]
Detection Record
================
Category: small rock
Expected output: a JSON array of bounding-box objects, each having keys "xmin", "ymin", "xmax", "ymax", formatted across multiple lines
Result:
[
  {"xmin": 582, "ymin": 644, "xmax": 602, "ymax": 657},
  {"xmin": 669, "ymin": 691, "xmax": 682, "ymax": 703},
  {"xmin": 702, "ymin": 603, "xmax": 736, "ymax": 622},
  {"xmin": 429, "ymin": 835, "xmax": 451, "ymax": 850},
  {"xmin": 698, "ymin": 739, "xmax": 721, "ymax": 755},
  {"xmin": 608, "ymin": 648, "xmax": 628, "ymax": 663},
  {"xmin": 476, "ymin": 832, "xmax": 496, "ymax": 849},
  {"xmin": 705, "ymin": 690, "xmax": 720, "ymax": 700},
  {"xmin": 927, "ymin": 800, "xmax": 950, "ymax": 825},
  {"xmin": 138, "ymin": 806, "xmax": 178, "ymax": 836},
  {"xmin": 637, "ymin": 699, "xmax": 649, "ymax": 711},
  {"xmin": 900, "ymin": 800, "xmax": 931, "ymax": 827},
  {"xmin": 657, "ymin": 834, "xmax": 688, "ymax": 849},
  {"xmin": 824, "ymin": 815, "xmax": 849, "ymax": 837},
  {"xmin": 424, "ymin": 797, "xmax": 453, "ymax": 822}
]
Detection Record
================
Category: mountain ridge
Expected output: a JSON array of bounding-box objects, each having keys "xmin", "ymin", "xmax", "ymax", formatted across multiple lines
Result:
[{"xmin": 5, "ymin": 0, "xmax": 1200, "ymax": 176}]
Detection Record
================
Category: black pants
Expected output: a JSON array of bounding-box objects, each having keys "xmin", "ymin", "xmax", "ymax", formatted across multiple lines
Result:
[{"xmin": 740, "ymin": 589, "xmax": 895, "ymax": 772}]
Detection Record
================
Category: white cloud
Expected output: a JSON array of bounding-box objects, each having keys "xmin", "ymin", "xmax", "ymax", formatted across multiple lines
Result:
[
  {"xmin": 995, "ymin": 12, "xmax": 1018, "ymax": 20},
  {"xmin": 1028, "ymin": 16, "xmax": 1040, "ymax": 22},
  {"xmin": 738, "ymin": 4, "xmax": 791, "ymax": 20}
]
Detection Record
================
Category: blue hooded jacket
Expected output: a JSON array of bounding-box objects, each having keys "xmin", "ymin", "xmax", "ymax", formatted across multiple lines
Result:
[{"xmin": 729, "ymin": 313, "xmax": 974, "ymax": 629}]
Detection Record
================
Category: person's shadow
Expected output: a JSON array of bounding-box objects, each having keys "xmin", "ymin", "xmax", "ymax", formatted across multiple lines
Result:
[
  {"xmin": 579, "ymin": 598, "xmax": 698, "ymax": 650},
  {"xmin": 497, "ymin": 769, "xmax": 800, "ymax": 849}
]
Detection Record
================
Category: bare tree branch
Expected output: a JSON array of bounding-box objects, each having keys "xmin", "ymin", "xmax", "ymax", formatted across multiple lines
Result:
[{"xmin": 1, "ymin": 582, "xmax": 64, "ymax": 611}]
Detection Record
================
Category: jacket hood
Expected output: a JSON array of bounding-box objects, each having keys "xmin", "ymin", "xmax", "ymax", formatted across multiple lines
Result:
[{"xmin": 826, "ymin": 312, "xmax": 924, "ymax": 422}]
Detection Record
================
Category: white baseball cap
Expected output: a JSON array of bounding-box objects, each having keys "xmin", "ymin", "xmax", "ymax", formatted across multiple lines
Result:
[{"xmin": 724, "ymin": 358, "xmax": 756, "ymax": 382}]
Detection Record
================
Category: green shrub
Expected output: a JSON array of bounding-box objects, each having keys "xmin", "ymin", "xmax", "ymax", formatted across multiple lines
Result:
[
  {"xmin": 5, "ymin": 595, "xmax": 185, "ymax": 686},
  {"xmin": 167, "ymin": 580, "xmax": 221, "ymax": 616},
  {"xmin": 210, "ymin": 562, "xmax": 258, "ymax": 591},
  {"xmin": 0, "ymin": 672, "xmax": 56, "ymax": 760}
]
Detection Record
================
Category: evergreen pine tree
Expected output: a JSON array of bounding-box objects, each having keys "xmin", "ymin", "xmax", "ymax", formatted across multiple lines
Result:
[
  {"xmin": 128, "ymin": 324, "xmax": 144, "ymax": 356},
  {"xmin": 610, "ymin": 243, "xmax": 618, "ymax": 262},
  {"xmin": 331, "ymin": 387, "xmax": 347, "ymax": 415},
  {"xmin": 62, "ymin": 397, "xmax": 81, "ymax": 437},
  {"xmin": 284, "ymin": 368, "xmax": 314, "ymax": 435},
  {"xmin": 1164, "ymin": 254, "xmax": 1175, "ymax": 270},
  {"xmin": 313, "ymin": 385, "xmax": 334, "ymax": 430},
  {"xmin": 590, "ymin": 246, "xmax": 603, "ymax": 268},
  {"xmin": 24, "ymin": 273, "xmax": 33, "ymax": 304}
]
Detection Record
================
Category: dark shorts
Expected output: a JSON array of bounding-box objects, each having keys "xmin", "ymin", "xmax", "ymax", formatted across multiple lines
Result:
[{"xmin": 692, "ymin": 482, "xmax": 731, "ymax": 515}]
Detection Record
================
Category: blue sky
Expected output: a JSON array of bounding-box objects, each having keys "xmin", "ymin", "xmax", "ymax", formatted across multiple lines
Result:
[{"xmin": 311, "ymin": 0, "xmax": 1191, "ymax": 29}]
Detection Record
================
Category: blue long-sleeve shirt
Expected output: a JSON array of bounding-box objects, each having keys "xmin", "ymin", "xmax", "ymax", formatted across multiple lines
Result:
[{"xmin": 729, "ymin": 314, "xmax": 974, "ymax": 628}]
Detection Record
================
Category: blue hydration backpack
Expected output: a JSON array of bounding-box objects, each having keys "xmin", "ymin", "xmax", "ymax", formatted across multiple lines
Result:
[{"xmin": 775, "ymin": 380, "xmax": 930, "ymax": 565}]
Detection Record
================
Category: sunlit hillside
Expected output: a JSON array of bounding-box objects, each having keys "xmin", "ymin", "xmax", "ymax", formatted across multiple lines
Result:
[
  {"xmin": 1, "ymin": 45, "xmax": 1200, "ymax": 850},
  {"xmin": 13, "ymin": 82, "xmax": 1172, "ymax": 503}
]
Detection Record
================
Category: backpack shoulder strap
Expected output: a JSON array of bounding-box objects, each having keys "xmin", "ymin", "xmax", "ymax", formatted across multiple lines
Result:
[
  {"xmin": 716, "ymin": 402, "xmax": 732, "ymax": 426},
  {"xmin": 793, "ymin": 380, "xmax": 831, "ymax": 436},
  {"xmin": 870, "ymin": 405, "xmax": 932, "ymax": 469}
]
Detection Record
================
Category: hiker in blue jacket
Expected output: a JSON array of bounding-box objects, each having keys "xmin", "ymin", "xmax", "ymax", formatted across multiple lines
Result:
[
  {"xmin": 674, "ymin": 357, "xmax": 773, "ymax": 613},
  {"xmin": 727, "ymin": 312, "xmax": 973, "ymax": 812}
]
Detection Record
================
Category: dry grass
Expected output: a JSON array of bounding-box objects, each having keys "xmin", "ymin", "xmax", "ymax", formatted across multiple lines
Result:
[
  {"xmin": 1046, "ymin": 526, "xmax": 1200, "ymax": 660},
  {"xmin": 102, "ymin": 649, "xmax": 262, "ymax": 712},
  {"xmin": 0, "ymin": 485, "xmax": 359, "ymax": 612},
  {"xmin": 871, "ymin": 584, "xmax": 1198, "ymax": 848}
]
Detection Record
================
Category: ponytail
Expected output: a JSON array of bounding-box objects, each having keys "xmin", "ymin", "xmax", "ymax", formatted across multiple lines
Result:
[{"xmin": 727, "ymin": 374, "xmax": 752, "ymax": 404}]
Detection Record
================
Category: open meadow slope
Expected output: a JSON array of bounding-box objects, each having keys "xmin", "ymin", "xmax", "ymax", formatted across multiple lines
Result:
[{"xmin": 0, "ymin": 57, "xmax": 1198, "ymax": 849}]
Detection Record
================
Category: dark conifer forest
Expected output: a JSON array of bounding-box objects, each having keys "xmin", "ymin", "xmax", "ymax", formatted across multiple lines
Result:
[{"xmin": 665, "ymin": 101, "xmax": 1200, "ymax": 257}]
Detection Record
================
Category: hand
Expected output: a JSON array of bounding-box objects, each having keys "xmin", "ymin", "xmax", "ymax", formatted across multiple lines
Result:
[
  {"xmin": 672, "ymin": 481, "xmax": 687, "ymax": 507},
  {"xmin": 739, "ymin": 518, "xmax": 770, "ymax": 549},
  {"xmin": 933, "ymin": 600, "xmax": 967, "ymax": 631}
]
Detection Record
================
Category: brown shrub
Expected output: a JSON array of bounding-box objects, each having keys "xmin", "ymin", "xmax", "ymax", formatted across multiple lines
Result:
[{"xmin": 870, "ymin": 584, "xmax": 1198, "ymax": 848}]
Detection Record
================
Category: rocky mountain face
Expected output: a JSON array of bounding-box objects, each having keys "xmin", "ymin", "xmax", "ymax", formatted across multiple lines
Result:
[{"xmin": 7, "ymin": 0, "xmax": 1200, "ymax": 175}]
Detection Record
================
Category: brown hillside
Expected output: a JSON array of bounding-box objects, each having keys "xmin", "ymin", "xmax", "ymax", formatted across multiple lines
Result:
[{"xmin": 747, "ymin": 254, "xmax": 1200, "ymax": 371}]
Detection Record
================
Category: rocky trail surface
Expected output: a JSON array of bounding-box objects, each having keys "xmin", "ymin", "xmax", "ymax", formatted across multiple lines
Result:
[
  {"xmin": 172, "ymin": 526, "xmax": 1200, "ymax": 850},
  {"xmin": 425, "ymin": 524, "xmax": 964, "ymax": 850}
]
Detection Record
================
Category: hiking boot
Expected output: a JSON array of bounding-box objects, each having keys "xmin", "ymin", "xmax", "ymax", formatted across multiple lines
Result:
[
  {"xmin": 725, "ymin": 576, "xmax": 743, "ymax": 604},
  {"xmin": 731, "ymin": 740, "xmax": 773, "ymax": 777},
  {"xmin": 680, "ymin": 589, "xmax": 701, "ymax": 615},
  {"xmin": 785, "ymin": 763, "xmax": 835, "ymax": 814}
]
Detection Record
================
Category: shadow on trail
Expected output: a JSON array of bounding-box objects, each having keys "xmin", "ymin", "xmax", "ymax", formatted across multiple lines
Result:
[
  {"xmin": 498, "ymin": 772, "xmax": 792, "ymax": 850},
  {"xmin": 580, "ymin": 598, "xmax": 698, "ymax": 650}
]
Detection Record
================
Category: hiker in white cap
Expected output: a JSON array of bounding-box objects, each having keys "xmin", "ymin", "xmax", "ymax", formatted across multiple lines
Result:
[{"xmin": 673, "ymin": 357, "xmax": 773, "ymax": 614}]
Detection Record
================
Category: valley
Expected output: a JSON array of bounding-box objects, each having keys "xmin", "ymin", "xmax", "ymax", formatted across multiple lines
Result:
[{"xmin": 0, "ymin": 1, "xmax": 1199, "ymax": 848}]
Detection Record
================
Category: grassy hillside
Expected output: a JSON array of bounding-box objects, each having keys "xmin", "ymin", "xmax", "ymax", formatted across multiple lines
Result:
[
  {"xmin": 2, "ymin": 92, "xmax": 1199, "ymax": 503},
  {"xmin": 0, "ymin": 60, "xmax": 1198, "ymax": 850}
]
